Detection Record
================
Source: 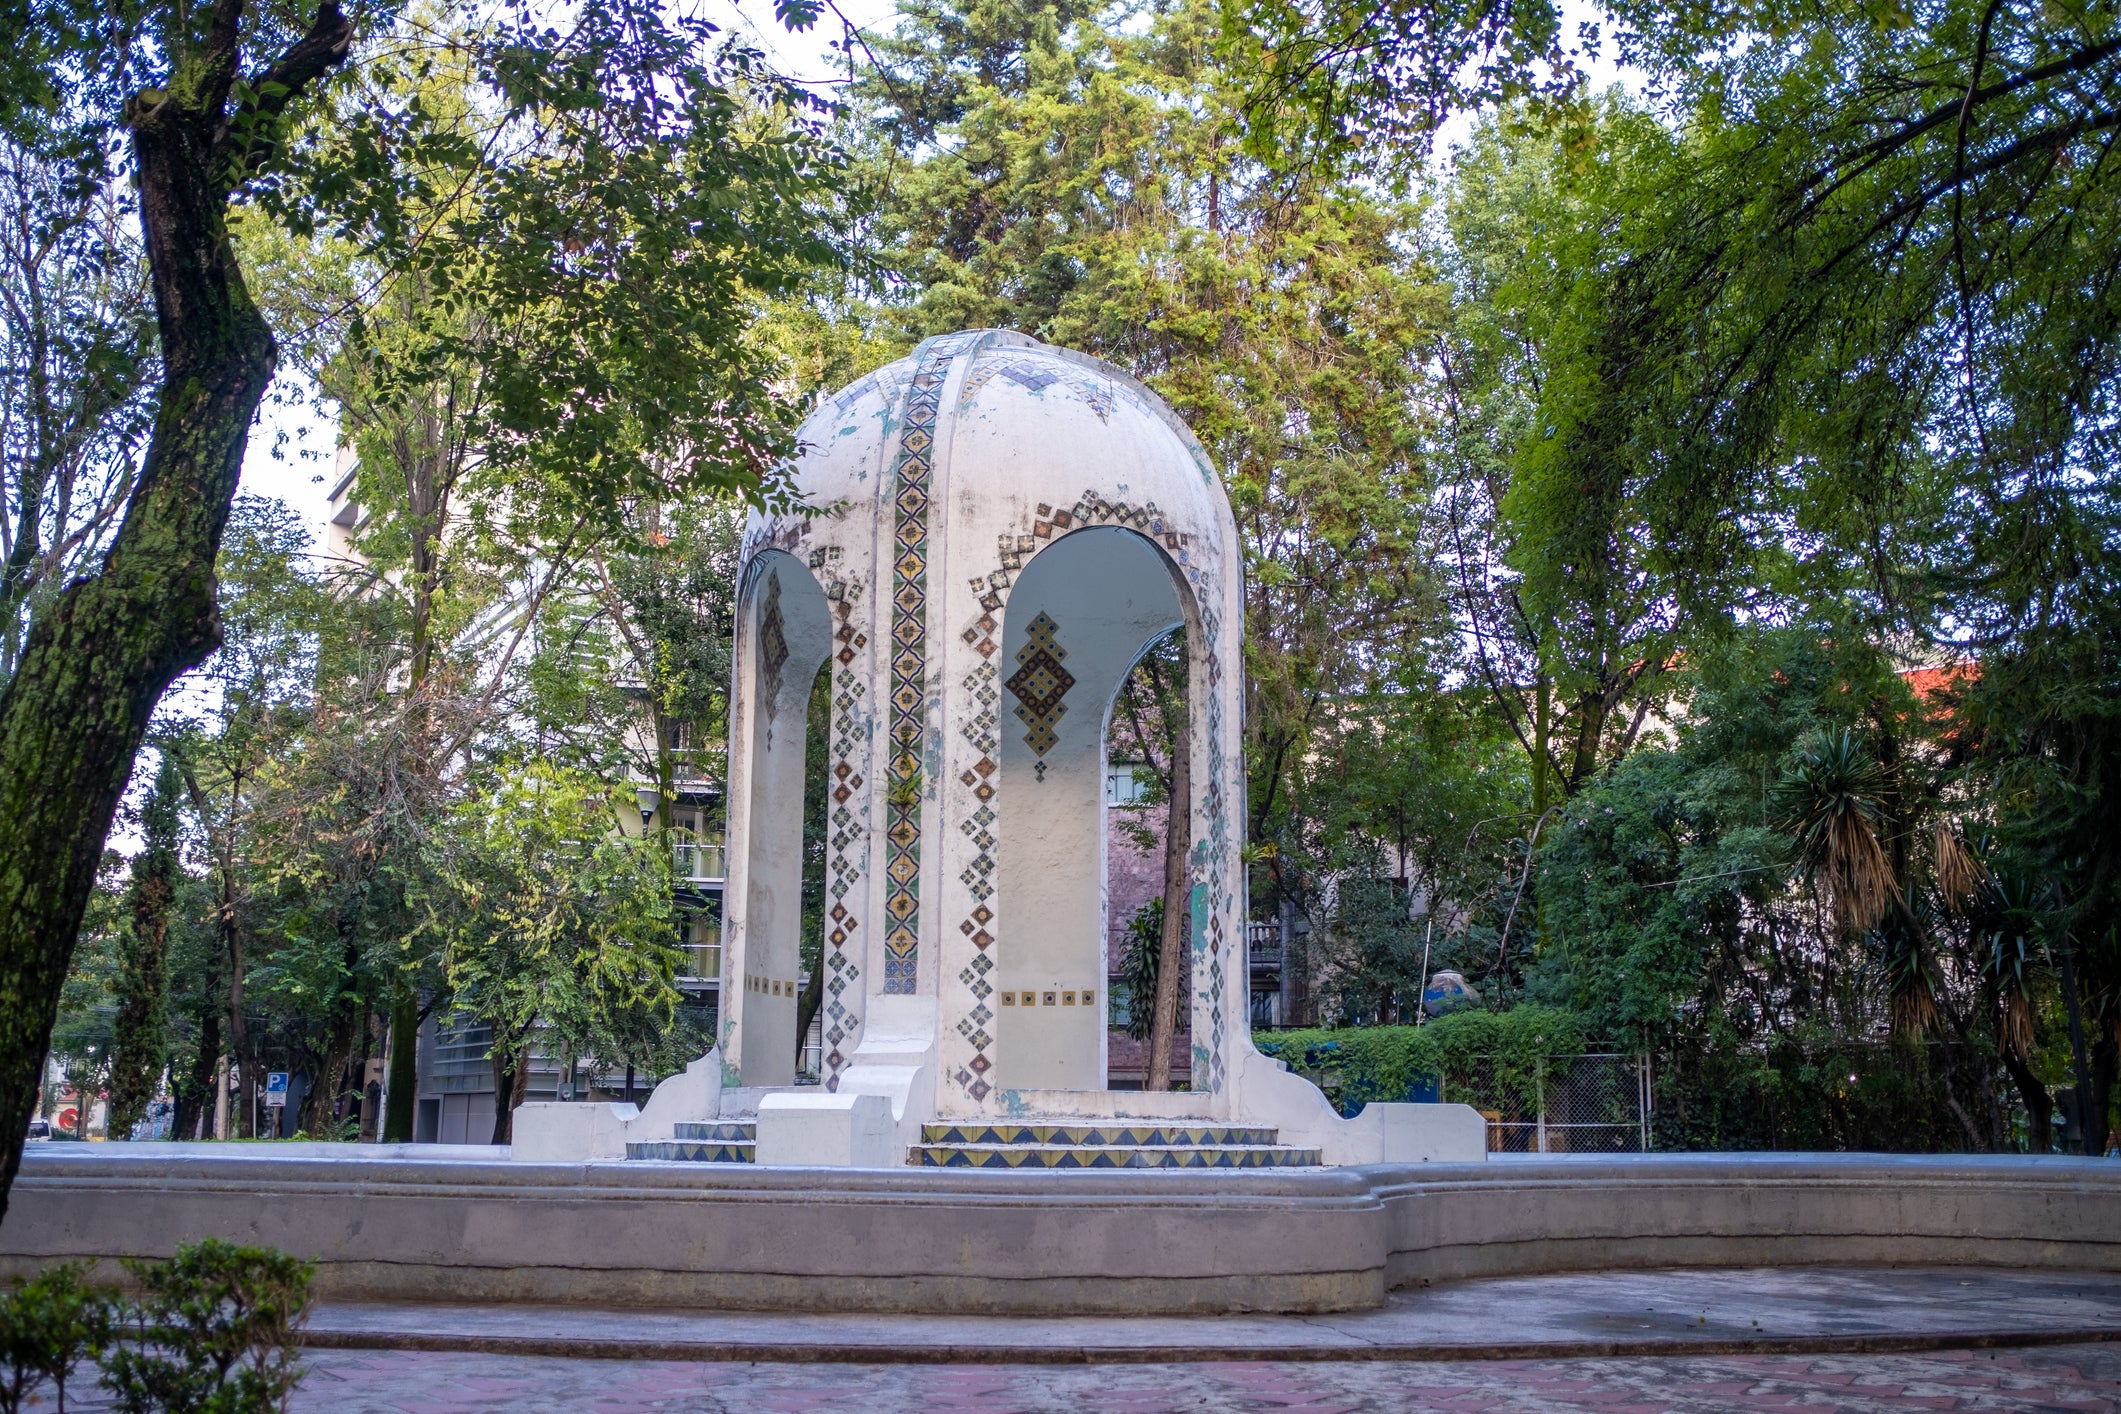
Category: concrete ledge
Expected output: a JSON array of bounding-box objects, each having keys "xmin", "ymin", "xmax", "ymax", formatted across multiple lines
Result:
[{"xmin": 4, "ymin": 1149, "xmax": 2117, "ymax": 1315}]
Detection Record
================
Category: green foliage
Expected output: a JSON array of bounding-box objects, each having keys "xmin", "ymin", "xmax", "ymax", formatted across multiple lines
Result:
[
  {"xmin": 429, "ymin": 763, "xmax": 682, "ymax": 1089},
  {"xmin": 1116, "ymin": 899, "xmax": 1166, "ymax": 1042},
  {"xmin": 1654, "ymin": 1033, "xmax": 1993, "ymax": 1154},
  {"xmin": 3, "ymin": 1242, "xmax": 311, "ymax": 1414},
  {"xmin": 48, "ymin": 856, "xmax": 125, "ymax": 1135},
  {"xmin": 1224, "ymin": 0, "xmax": 1578, "ymax": 163},
  {"xmin": 1, "ymin": 1262, "xmax": 108, "ymax": 1414},
  {"xmin": 103, "ymin": 1240, "xmax": 311, "ymax": 1414},
  {"xmin": 1255, "ymin": 1004, "xmax": 1587, "ymax": 1116},
  {"xmin": 107, "ymin": 752, "xmax": 183, "ymax": 1139}
]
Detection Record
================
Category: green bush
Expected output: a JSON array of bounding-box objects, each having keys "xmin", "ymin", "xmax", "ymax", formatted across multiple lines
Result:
[
  {"xmin": 102, "ymin": 1239, "xmax": 311, "ymax": 1414},
  {"xmin": 2, "ymin": 1262, "xmax": 109, "ymax": 1414},
  {"xmin": 1255, "ymin": 1005, "xmax": 1589, "ymax": 1116}
]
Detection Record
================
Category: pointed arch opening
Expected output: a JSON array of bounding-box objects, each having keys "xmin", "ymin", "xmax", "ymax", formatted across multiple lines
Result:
[
  {"xmin": 992, "ymin": 526, "xmax": 1192, "ymax": 1092},
  {"xmin": 732, "ymin": 551, "xmax": 834, "ymax": 1086}
]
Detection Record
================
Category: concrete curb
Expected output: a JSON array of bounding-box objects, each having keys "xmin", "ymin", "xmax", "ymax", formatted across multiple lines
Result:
[
  {"xmin": 293, "ymin": 1325, "xmax": 2121, "ymax": 1365},
  {"xmin": 12, "ymin": 1149, "xmax": 2121, "ymax": 1315}
]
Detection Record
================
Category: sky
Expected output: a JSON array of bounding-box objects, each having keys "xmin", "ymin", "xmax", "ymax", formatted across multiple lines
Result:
[{"xmin": 239, "ymin": 0, "xmax": 1641, "ymax": 546}]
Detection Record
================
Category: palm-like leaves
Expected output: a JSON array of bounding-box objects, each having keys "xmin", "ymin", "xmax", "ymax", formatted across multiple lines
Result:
[
  {"xmin": 1772, "ymin": 729, "xmax": 1897, "ymax": 935},
  {"xmin": 1932, "ymin": 821, "xmax": 1987, "ymax": 911},
  {"xmin": 1972, "ymin": 870, "xmax": 2048, "ymax": 1061},
  {"xmin": 1869, "ymin": 884, "xmax": 1940, "ymax": 1037}
]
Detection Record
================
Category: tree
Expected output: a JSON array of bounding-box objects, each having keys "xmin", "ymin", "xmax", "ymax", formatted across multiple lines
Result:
[
  {"xmin": 0, "ymin": 140, "xmax": 157, "ymax": 676},
  {"xmin": 1109, "ymin": 631, "xmax": 1191, "ymax": 1089},
  {"xmin": 0, "ymin": 0, "xmax": 353, "ymax": 1212},
  {"xmin": 855, "ymin": 0, "xmax": 1451, "ymax": 989},
  {"xmin": 0, "ymin": 0, "xmax": 845, "ymax": 1212},
  {"xmin": 106, "ymin": 752, "xmax": 183, "ymax": 1138},
  {"xmin": 427, "ymin": 763, "xmax": 681, "ymax": 1143}
]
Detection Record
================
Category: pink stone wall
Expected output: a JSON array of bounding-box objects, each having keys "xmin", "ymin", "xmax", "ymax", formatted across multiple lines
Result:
[
  {"xmin": 1105, "ymin": 801, "xmax": 1190, "ymax": 1086},
  {"xmin": 1106, "ymin": 801, "xmax": 1166, "ymax": 973}
]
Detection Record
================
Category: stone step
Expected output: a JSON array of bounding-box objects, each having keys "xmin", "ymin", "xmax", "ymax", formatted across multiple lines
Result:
[
  {"xmin": 920, "ymin": 1123, "xmax": 1281, "ymax": 1148},
  {"xmin": 625, "ymin": 1139, "xmax": 756, "ymax": 1163},
  {"xmin": 672, "ymin": 1121, "xmax": 758, "ymax": 1143},
  {"xmin": 911, "ymin": 1143, "xmax": 1322, "ymax": 1169}
]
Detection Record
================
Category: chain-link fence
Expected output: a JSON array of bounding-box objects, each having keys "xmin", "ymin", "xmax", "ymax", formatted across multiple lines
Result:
[{"xmin": 1439, "ymin": 1052, "xmax": 1653, "ymax": 1153}]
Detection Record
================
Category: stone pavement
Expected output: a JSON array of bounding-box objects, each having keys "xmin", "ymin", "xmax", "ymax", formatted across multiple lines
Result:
[
  {"xmin": 299, "ymin": 1267, "xmax": 2121, "ymax": 1362},
  {"xmin": 74, "ymin": 1343, "xmax": 2121, "ymax": 1412},
  {"xmin": 58, "ymin": 1267, "xmax": 2121, "ymax": 1411}
]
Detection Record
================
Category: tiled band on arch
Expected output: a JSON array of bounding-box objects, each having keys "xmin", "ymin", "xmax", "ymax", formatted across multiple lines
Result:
[{"xmin": 881, "ymin": 335, "xmax": 969, "ymax": 995}]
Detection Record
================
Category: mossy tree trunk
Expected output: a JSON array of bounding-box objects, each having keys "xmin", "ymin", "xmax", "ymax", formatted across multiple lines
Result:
[{"xmin": 0, "ymin": 0, "xmax": 350, "ymax": 1219}]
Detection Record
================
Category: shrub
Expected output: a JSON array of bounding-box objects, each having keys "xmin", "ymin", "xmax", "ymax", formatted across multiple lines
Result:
[
  {"xmin": 102, "ymin": 1239, "xmax": 312, "ymax": 1414},
  {"xmin": 1255, "ymin": 1005, "xmax": 1590, "ymax": 1116},
  {"xmin": 1, "ymin": 1262, "xmax": 109, "ymax": 1413}
]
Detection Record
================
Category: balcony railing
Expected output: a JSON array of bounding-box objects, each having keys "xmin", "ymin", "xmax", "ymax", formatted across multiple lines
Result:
[{"xmin": 668, "ymin": 746, "xmax": 726, "ymax": 784}]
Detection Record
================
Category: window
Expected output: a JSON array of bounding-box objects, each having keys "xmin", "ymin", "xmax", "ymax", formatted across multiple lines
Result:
[{"xmin": 1105, "ymin": 763, "xmax": 1149, "ymax": 806}]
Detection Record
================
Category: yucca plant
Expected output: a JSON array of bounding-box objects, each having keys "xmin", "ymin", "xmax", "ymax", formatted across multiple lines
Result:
[
  {"xmin": 1772, "ymin": 729, "xmax": 1897, "ymax": 935},
  {"xmin": 1973, "ymin": 870, "xmax": 2048, "ymax": 1062},
  {"xmin": 1932, "ymin": 821, "xmax": 1988, "ymax": 913},
  {"xmin": 1870, "ymin": 885, "xmax": 1941, "ymax": 1037}
]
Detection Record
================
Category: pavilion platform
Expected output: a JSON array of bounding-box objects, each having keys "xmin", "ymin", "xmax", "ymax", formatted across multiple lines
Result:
[{"xmin": 5, "ymin": 1148, "xmax": 2118, "ymax": 1316}]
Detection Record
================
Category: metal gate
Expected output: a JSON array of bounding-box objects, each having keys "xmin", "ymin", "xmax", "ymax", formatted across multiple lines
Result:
[{"xmin": 1439, "ymin": 1051, "xmax": 1653, "ymax": 1153}]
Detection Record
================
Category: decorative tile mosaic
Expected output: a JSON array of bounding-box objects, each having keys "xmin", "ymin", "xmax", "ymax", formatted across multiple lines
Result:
[
  {"xmin": 910, "ymin": 1143, "xmax": 1320, "ymax": 1169},
  {"xmin": 624, "ymin": 1139, "xmax": 757, "ymax": 1163},
  {"xmin": 757, "ymin": 567, "xmax": 788, "ymax": 744},
  {"xmin": 822, "ymin": 575, "xmax": 868, "ymax": 1092},
  {"xmin": 970, "ymin": 488, "xmax": 1234, "ymax": 1096},
  {"xmin": 1196, "ymin": 598, "xmax": 1230, "ymax": 1095},
  {"xmin": 920, "ymin": 1123, "xmax": 1276, "ymax": 1146},
  {"xmin": 1005, "ymin": 610, "xmax": 1073, "ymax": 766},
  {"xmin": 957, "ymin": 351, "xmax": 1119, "ymax": 423},
  {"xmin": 881, "ymin": 336, "xmax": 969, "ymax": 995},
  {"xmin": 673, "ymin": 1121, "xmax": 758, "ymax": 1142},
  {"xmin": 951, "ymin": 652, "xmax": 1001, "ymax": 1101}
]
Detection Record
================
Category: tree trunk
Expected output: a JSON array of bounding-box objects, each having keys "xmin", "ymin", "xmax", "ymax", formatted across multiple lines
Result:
[
  {"xmin": 796, "ymin": 966, "xmax": 823, "ymax": 1074},
  {"xmin": 2060, "ymin": 942, "xmax": 2095, "ymax": 1153},
  {"xmin": 382, "ymin": 989, "xmax": 420, "ymax": 1141},
  {"xmin": 489, "ymin": 1033, "xmax": 532, "ymax": 1145},
  {"xmin": 0, "ymin": 136, "xmax": 265, "ymax": 1195},
  {"xmin": 0, "ymin": 0, "xmax": 351, "ymax": 1217},
  {"xmin": 174, "ymin": 993, "xmax": 221, "ymax": 1142},
  {"xmin": 300, "ymin": 1008, "xmax": 354, "ymax": 1138},
  {"xmin": 2000, "ymin": 1048, "xmax": 2054, "ymax": 1152},
  {"xmin": 2090, "ymin": 1023, "xmax": 2117, "ymax": 1159},
  {"xmin": 1146, "ymin": 703, "xmax": 1192, "ymax": 1092},
  {"xmin": 107, "ymin": 768, "xmax": 180, "ymax": 1138}
]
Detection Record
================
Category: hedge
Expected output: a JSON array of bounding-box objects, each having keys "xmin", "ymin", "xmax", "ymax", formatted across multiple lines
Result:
[{"xmin": 1254, "ymin": 1005, "xmax": 1590, "ymax": 1116}]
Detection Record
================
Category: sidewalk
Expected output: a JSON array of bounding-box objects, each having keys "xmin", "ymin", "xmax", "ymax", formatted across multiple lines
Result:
[{"xmin": 300, "ymin": 1266, "xmax": 2121, "ymax": 1363}]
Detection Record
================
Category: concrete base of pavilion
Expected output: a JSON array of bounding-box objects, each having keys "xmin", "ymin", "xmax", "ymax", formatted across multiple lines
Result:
[
  {"xmin": 6, "ymin": 1150, "xmax": 2120, "ymax": 1316},
  {"xmin": 502, "ymin": 1044, "xmax": 1493, "ymax": 1169}
]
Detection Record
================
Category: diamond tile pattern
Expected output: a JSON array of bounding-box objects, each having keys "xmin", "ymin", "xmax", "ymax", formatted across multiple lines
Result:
[
  {"xmin": 627, "ymin": 1121, "xmax": 757, "ymax": 1164},
  {"xmin": 1006, "ymin": 611, "xmax": 1073, "ymax": 758},
  {"xmin": 911, "ymin": 1121, "xmax": 1317, "ymax": 1169},
  {"xmin": 823, "ymin": 607, "xmax": 868, "ymax": 1091},
  {"xmin": 881, "ymin": 335, "xmax": 972, "ymax": 994},
  {"xmin": 758, "ymin": 568, "xmax": 788, "ymax": 739}
]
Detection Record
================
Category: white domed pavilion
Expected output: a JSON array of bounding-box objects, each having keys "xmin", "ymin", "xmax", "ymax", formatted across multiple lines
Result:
[{"xmin": 713, "ymin": 329, "xmax": 1479, "ymax": 1164}]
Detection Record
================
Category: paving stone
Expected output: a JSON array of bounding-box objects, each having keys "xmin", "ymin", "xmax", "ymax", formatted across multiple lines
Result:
[{"xmin": 63, "ymin": 1343, "xmax": 2106, "ymax": 1413}]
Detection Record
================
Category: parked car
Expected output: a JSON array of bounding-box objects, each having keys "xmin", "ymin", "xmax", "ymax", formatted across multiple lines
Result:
[{"xmin": 24, "ymin": 1117, "xmax": 49, "ymax": 1142}]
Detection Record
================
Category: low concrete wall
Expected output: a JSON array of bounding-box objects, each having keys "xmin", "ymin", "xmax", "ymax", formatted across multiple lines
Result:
[{"xmin": 4, "ymin": 1149, "xmax": 2116, "ymax": 1316}]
